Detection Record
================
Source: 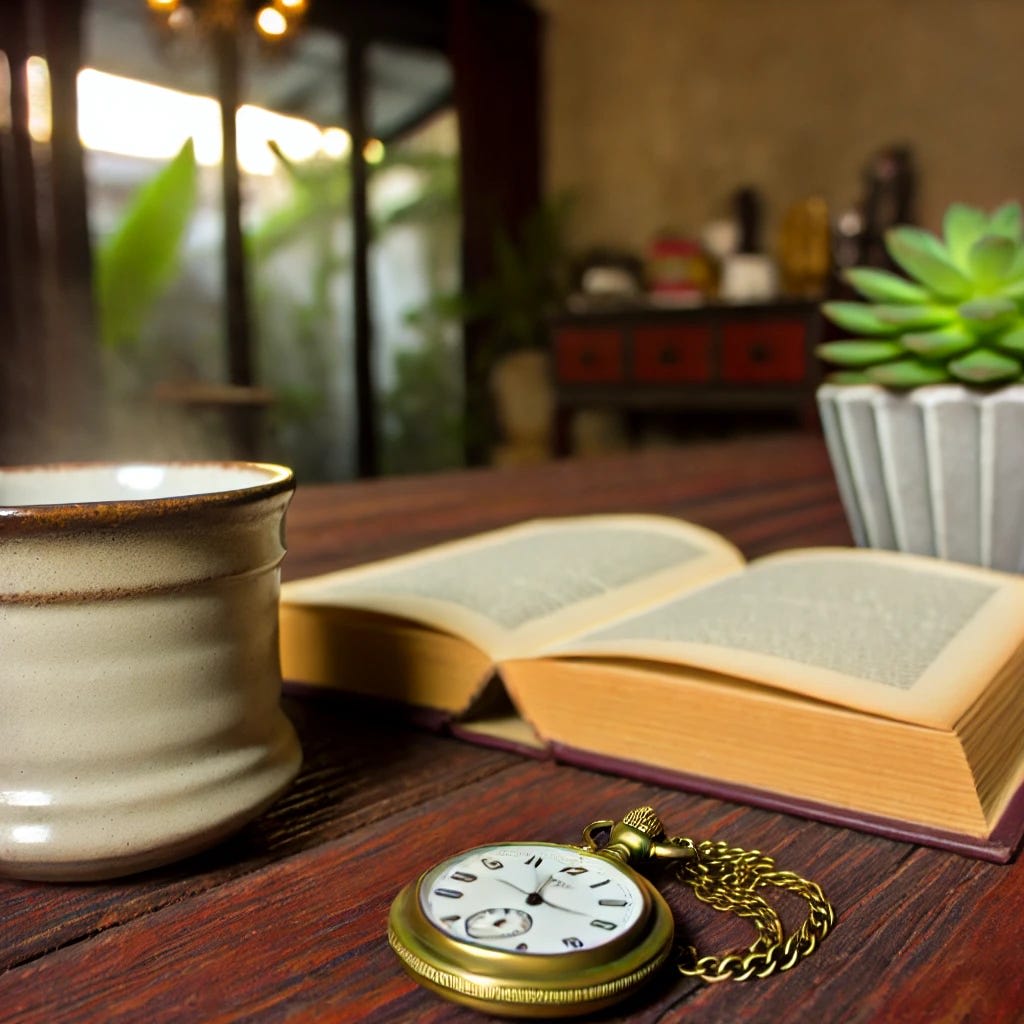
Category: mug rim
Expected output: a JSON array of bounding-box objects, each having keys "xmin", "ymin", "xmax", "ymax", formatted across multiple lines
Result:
[{"xmin": 0, "ymin": 460, "xmax": 295, "ymax": 531}]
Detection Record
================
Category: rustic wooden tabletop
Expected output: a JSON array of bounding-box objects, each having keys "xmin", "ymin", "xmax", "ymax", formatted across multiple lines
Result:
[{"xmin": 3, "ymin": 433, "xmax": 1022, "ymax": 1022}]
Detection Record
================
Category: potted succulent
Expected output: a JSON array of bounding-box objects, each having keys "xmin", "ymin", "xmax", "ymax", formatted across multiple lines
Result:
[{"xmin": 816, "ymin": 201, "xmax": 1024, "ymax": 571}]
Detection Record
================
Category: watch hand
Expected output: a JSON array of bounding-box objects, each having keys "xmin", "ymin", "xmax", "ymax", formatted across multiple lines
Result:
[
  {"xmin": 537, "ymin": 896, "xmax": 589, "ymax": 916},
  {"xmin": 493, "ymin": 877, "xmax": 532, "ymax": 897},
  {"xmin": 536, "ymin": 872, "xmax": 556, "ymax": 895}
]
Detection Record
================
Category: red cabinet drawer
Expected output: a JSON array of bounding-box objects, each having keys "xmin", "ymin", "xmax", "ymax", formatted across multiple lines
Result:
[
  {"xmin": 720, "ymin": 320, "xmax": 808, "ymax": 383},
  {"xmin": 554, "ymin": 328, "xmax": 624, "ymax": 383},
  {"xmin": 632, "ymin": 325, "xmax": 712, "ymax": 383}
]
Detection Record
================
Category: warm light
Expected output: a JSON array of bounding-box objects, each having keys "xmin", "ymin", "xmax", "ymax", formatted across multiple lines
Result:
[
  {"xmin": 0, "ymin": 790, "xmax": 53, "ymax": 807},
  {"xmin": 115, "ymin": 465, "xmax": 166, "ymax": 492},
  {"xmin": 77, "ymin": 67, "xmax": 330, "ymax": 176},
  {"xmin": 363, "ymin": 138, "xmax": 385, "ymax": 164},
  {"xmin": 0, "ymin": 53, "xmax": 11, "ymax": 133},
  {"xmin": 11, "ymin": 824, "xmax": 51, "ymax": 844},
  {"xmin": 147, "ymin": 0, "xmax": 179, "ymax": 9},
  {"xmin": 78, "ymin": 68, "xmax": 221, "ymax": 164},
  {"xmin": 238, "ymin": 104, "xmax": 322, "ymax": 173},
  {"xmin": 276, "ymin": 0, "xmax": 308, "ymax": 12},
  {"xmin": 320, "ymin": 126, "xmax": 350, "ymax": 159},
  {"xmin": 255, "ymin": 6, "xmax": 289, "ymax": 38},
  {"xmin": 26, "ymin": 56, "xmax": 51, "ymax": 143}
]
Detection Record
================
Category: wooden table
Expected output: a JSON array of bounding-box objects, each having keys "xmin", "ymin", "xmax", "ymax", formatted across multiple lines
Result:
[{"xmin": 3, "ymin": 433, "xmax": 1022, "ymax": 1022}]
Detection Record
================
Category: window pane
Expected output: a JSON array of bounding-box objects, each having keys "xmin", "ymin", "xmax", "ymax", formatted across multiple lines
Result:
[
  {"xmin": 83, "ymin": 0, "xmax": 229, "ymax": 457},
  {"xmin": 368, "ymin": 44, "xmax": 462, "ymax": 475},
  {"xmin": 242, "ymin": 28, "xmax": 355, "ymax": 482}
]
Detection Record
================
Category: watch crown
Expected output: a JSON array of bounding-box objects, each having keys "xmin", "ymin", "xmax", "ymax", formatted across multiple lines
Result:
[{"xmin": 621, "ymin": 806, "xmax": 665, "ymax": 840}]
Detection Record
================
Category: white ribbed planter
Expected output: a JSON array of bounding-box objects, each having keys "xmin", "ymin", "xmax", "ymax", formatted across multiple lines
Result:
[{"xmin": 817, "ymin": 383, "xmax": 1024, "ymax": 572}]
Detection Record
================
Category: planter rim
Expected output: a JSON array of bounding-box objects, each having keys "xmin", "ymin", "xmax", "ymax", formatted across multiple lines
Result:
[{"xmin": 817, "ymin": 382, "xmax": 1024, "ymax": 402}]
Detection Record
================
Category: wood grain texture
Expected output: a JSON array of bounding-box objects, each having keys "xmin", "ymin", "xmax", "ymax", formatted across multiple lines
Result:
[{"xmin": 2, "ymin": 434, "xmax": 1019, "ymax": 1023}]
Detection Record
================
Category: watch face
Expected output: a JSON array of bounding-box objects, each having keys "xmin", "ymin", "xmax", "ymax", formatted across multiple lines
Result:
[{"xmin": 419, "ymin": 842, "xmax": 646, "ymax": 956}]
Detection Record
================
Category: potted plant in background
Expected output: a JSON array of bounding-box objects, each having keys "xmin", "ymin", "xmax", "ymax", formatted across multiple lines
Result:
[{"xmin": 816, "ymin": 200, "xmax": 1024, "ymax": 571}]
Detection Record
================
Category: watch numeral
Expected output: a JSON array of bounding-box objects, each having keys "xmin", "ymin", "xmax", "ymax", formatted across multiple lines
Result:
[
  {"xmin": 590, "ymin": 919, "xmax": 617, "ymax": 930},
  {"xmin": 561, "ymin": 937, "xmax": 584, "ymax": 948},
  {"xmin": 598, "ymin": 899, "xmax": 627, "ymax": 907},
  {"xmin": 440, "ymin": 915, "xmax": 461, "ymax": 923},
  {"xmin": 525, "ymin": 855, "xmax": 543, "ymax": 867},
  {"xmin": 434, "ymin": 888, "xmax": 463, "ymax": 899},
  {"xmin": 559, "ymin": 866, "xmax": 588, "ymax": 875},
  {"xmin": 451, "ymin": 872, "xmax": 477, "ymax": 883},
  {"xmin": 482, "ymin": 858, "xmax": 503, "ymax": 870},
  {"xmin": 516, "ymin": 943, "xmax": 528, "ymax": 951},
  {"xmin": 589, "ymin": 879, "xmax": 610, "ymax": 889}
]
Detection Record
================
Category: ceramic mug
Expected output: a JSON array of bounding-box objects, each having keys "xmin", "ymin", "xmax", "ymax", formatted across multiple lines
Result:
[{"xmin": 0, "ymin": 461, "xmax": 302, "ymax": 880}]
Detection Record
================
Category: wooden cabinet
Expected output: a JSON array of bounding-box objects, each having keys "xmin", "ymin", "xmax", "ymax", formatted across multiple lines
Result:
[{"xmin": 550, "ymin": 300, "xmax": 823, "ymax": 451}]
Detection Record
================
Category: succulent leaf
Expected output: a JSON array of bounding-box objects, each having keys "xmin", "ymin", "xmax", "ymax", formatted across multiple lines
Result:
[
  {"xmin": 842, "ymin": 267, "xmax": 930, "ymax": 304},
  {"xmin": 967, "ymin": 235, "xmax": 1017, "ymax": 289},
  {"xmin": 996, "ymin": 276, "xmax": 1024, "ymax": 302},
  {"xmin": 825, "ymin": 370, "xmax": 872, "ymax": 385},
  {"xmin": 948, "ymin": 348, "xmax": 1022, "ymax": 384},
  {"xmin": 821, "ymin": 202, "xmax": 1024, "ymax": 387},
  {"xmin": 815, "ymin": 340, "xmax": 905, "ymax": 367},
  {"xmin": 994, "ymin": 324, "xmax": 1024, "ymax": 356},
  {"xmin": 866, "ymin": 359, "xmax": 952, "ymax": 388},
  {"xmin": 901, "ymin": 327, "xmax": 975, "ymax": 360},
  {"xmin": 986, "ymin": 201, "xmax": 1023, "ymax": 243},
  {"xmin": 874, "ymin": 304, "xmax": 958, "ymax": 329},
  {"xmin": 958, "ymin": 297, "xmax": 1017, "ymax": 333},
  {"xmin": 943, "ymin": 203, "xmax": 990, "ymax": 267},
  {"xmin": 821, "ymin": 301, "xmax": 900, "ymax": 336},
  {"xmin": 885, "ymin": 226, "xmax": 972, "ymax": 300}
]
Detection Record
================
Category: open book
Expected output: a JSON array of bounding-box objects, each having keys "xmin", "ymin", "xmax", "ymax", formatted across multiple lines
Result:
[{"xmin": 279, "ymin": 515, "xmax": 1024, "ymax": 861}]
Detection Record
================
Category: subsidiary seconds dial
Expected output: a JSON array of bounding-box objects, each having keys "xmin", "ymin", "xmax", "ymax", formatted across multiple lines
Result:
[{"xmin": 420, "ymin": 841, "xmax": 646, "ymax": 955}]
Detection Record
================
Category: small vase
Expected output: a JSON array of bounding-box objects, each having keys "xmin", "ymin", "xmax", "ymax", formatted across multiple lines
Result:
[{"xmin": 817, "ymin": 383, "xmax": 1024, "ymax": 572}]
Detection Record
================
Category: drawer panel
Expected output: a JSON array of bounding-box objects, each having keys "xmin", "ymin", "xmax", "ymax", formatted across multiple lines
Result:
[
  {"xmin": 720, "ymin": 320, "xmax": 808, "ymax": 383},
  {"xmin": 632, "ymin": 325, "xmax": 712, "ymax": 383},
  {"xmin": 554, "ymin": 328, "xmax": 624, "ymax": 383}
]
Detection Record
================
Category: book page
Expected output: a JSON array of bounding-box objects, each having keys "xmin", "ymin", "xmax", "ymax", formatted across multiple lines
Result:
[
  {"xmin": 546, "ymin": 548, "xmax": 1024, "ymax": 729},
  {"xmin": 280, "ymin": 515, "xmax": 743, "ymax": 659}
]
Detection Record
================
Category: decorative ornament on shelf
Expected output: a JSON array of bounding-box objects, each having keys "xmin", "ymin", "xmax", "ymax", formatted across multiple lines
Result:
[
  {"xmin": 145, "ymin": 0, "xmax": 308, "ymax": 44},
  {"xmin": 815, "ymin": 201, "xmax": 1024, "ymax": 572}
]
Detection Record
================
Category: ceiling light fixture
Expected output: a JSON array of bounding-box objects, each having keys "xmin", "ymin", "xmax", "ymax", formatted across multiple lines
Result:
[{"xmin": 144, "ymin": 0, "xmax": 309, "ymax": 45}]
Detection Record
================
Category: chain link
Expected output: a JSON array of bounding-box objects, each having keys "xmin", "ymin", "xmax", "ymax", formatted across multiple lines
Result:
[{"xmin": 667, "ymin": 837, "xmax": 836, "ymax": 983}]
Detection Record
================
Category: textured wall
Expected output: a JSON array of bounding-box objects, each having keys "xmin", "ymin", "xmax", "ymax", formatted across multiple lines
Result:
[{"xmin": 540, "ymin": 0, "xmax": 1024, "ymax": 254}]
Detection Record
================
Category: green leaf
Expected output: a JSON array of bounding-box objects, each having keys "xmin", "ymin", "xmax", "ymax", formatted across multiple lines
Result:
[
  {"xmin": 95, "ymin": 139, "xmax": 198, "ymax": 349},
  {"xmin": 815, "ymin": 340, "xmax": 904, "ymax": 367},
  {"xmin": 825, "ymin": 370, "xmax": 872, "ymax": 385},
  {"xmin": 821, "ymin": 301, "xmax": 900, "ymax": 336},
  {"xmin": 993, "ymin": 324, "xmax": 1024, "ymax": 355},
  {"xmin": 996, "ymin": 276, "xmax": 1024, "ymax": 303},
  {"xmin": 885, "ymin": 226, "xmax": 972, "ymax": 300},
  {"xmin": 842, "ymin": 267, "xmax": 930, "ymax": 304},
  {"xmin": 958, "ymin": 297, "xmax": 1017, "ymax": 333},
  {"xmin": 986, "ymin": 201, "xmax": 1023, "ymax": 243},
  {"xmin": 875, "ymin": 304, "xmax": 958, "ymax": 330},
  {"xmin": 901, "ymin": 326, "xmax": 976, "ymax": 359},
  {"xmin": 866, "ymin": 359, "xmax": 951, "ymax": 387},
  {"xmin": 948, "ymin": 348, "xmax": 1023, "ymax": 384},
  {"xmin": 943, "ymin": 203, "xmax": 989, "ymax": 267},
  {"xmin": 967, "ymin": 235, "xmax": 1018, "ymax": 288}
]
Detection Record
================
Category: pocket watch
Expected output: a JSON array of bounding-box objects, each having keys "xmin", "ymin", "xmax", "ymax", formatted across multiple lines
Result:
[{"xmin": 388, "ymin": 806, "xmax": 835, "ymax": 1018}]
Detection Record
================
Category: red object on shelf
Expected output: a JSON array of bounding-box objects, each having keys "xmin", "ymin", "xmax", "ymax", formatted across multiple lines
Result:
[{"xmin": 646, "ymin": 235, "xmax": 711, "ymax": 304}]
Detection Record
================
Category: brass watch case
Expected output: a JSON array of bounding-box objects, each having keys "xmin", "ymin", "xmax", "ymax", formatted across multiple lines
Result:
[{"xmin": 387, "ymin": 842, "xmax": 675, "ymax": 1018}]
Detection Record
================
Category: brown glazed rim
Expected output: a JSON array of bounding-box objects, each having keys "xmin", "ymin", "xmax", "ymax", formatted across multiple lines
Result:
[{"xmin": 0, "ymin": 460, "xmax": 295, "ymax": 533}]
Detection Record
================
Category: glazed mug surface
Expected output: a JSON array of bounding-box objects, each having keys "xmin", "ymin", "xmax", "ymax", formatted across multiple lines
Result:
[{"xmin": 0, "ymin": 461, "xmax": 302, "ymax": 880}]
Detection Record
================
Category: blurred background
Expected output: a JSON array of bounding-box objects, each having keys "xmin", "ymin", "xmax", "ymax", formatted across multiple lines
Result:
[{"xmin": 1, "ymin": 0, "xmax": 1021, "ymax": 481}]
